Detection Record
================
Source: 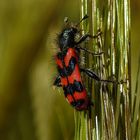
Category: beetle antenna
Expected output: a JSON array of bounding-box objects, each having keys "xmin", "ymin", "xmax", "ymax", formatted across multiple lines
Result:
[{"xmin": 76, "ymin": 14, "xmax": 88, "ymax": 27}]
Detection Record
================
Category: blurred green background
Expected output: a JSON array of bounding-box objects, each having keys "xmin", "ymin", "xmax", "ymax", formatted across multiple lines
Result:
[{"xmin": 0, "ymin": 0, "xmax": 139, "ymax": 140}]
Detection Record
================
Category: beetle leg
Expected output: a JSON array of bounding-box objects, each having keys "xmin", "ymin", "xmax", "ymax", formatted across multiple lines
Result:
[
  {"xmin": 53, "ymin": 75, "xmax": 62, "ymax": 87},
  {"xmin": 80, "ymin": 68, "xmax": 118, "ymax": 84},
  {"xmin": 76, "ymin": 46, "xmax": 104, "ymax": 56},
  {"xmin": 75, "ymin": 30, "xmax": 103, "ymax": 56},
  {"xmin": 76, "ymin": 30, "xmax": 102, "ymax": 45},
  {"xmin": 80, "ymin": 68, "xmax": 100, "ymax": 81}
]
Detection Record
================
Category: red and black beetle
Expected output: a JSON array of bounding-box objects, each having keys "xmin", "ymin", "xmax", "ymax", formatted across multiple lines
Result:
[{"xmin": 53, "ymin": 15, "xmax": 103, "ymax": 111}]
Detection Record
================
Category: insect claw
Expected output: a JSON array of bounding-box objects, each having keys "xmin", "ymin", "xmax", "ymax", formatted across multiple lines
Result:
[{"xmin": 118, "ymin": 79, "xmax": 128, "ymax": 84}]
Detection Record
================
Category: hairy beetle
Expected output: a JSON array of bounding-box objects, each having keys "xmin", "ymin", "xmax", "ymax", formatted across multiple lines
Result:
[{"xmin": 53, "ymin": 15, "xmax": 105, "ymax": 111}]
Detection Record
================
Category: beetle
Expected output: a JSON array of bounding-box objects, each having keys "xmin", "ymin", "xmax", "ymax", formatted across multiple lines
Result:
[{"xmin": 53, "ymin": 15, "xmax": 105, "ymax": 111}]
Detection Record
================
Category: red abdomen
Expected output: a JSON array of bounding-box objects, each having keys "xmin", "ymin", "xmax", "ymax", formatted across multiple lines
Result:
[{"xmin": 56, "ymin": 48, "xmax": 89, "ymax": 111}]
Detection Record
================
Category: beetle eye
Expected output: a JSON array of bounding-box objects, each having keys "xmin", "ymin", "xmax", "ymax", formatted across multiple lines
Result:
[{"xmin": 63, "ymin": 32, "xmax": 69, "ymax": 39}]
